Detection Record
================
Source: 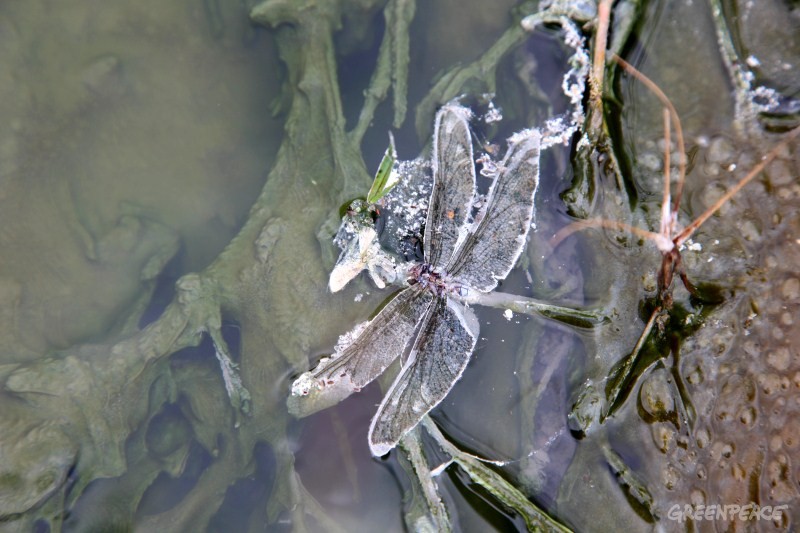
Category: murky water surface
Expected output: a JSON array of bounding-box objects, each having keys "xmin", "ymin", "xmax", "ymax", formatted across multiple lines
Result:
[{"xmin": 1, "ymin": 0, "xmax": 798, "ymax": 531}]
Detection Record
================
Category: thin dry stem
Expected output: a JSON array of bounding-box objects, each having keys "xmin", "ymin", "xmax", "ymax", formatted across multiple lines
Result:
[
  {"xmin": 589, "ymin": 0, "xmax": 614, "ymax": 115},
  {"xmin": 586, "ymin": 0, "xmax": 615, "ymax": 136},
  {"xmin": 674, "ymin": 125, "xmax": 800, "ymax": 245},
  {"xmin": 661, "ymin": 108, "xmax": 672, "ymax": 237},
  {"xmin": 612, "ymin": 54, "xmax": 687, "ymax": 218},
  {"xmin": 634, "ymin": 306, "xmax": 660, "ymax": 355},
  {"xmin": 550, "ymin": 218, "xmax": 664, "ymax": 249}
]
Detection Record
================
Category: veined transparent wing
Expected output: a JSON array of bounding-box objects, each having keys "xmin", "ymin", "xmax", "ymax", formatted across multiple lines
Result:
[
  {"xmin": 329, "ymin": 226, "xmax": 379, "ymax": 292},
  {"xmin": 447, "ymin": 129, "xmax": 542, "ymax": 292},
  {"xmin": 424, "ymin": 103, "xmax": 477, "ymax": 269},
  {"xmin": 291, "ymin": 285, "xmax": 434, "ymax": 407},
  {"xmin": 368, "ymin": 297, "xmax": 479, "ymax": 456}
]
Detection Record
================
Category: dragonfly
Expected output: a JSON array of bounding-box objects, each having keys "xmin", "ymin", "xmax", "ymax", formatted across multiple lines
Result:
[{"xmin": 292, "ymin": 102, "xmax": 542, "ymax": 456}]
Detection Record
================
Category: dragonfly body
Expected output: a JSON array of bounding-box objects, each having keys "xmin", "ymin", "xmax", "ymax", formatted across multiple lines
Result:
[
  {"xmin": 292, "ymin": 102, "xmax": 542, "ymax": 456},
  {"xmin": 407, "ymin": 262, "xmax": 463, "ymax": 297}
]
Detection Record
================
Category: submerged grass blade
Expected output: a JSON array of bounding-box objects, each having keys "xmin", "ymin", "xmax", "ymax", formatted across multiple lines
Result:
[
  {"xmin": 602, "ymin": 306, "xmax": 660, "ymax": 422},
  {"xmin": 398, "ymin": 428, "xmax": 452, "ymax": 532},
  {"xmin": 463, "ymin": 290, "xmax": 606, "ymax": 329},
  {"xmin": 422, "ymin": 419, "xmax": 573, "ymax": 533}
]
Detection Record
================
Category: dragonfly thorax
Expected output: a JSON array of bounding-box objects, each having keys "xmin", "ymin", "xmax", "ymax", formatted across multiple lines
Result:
[{"xmin": 408, "ymin": 262, "xmax": 464, "ymax": 297}]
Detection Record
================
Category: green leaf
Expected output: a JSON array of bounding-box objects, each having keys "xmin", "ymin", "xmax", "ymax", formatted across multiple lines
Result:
[{"xmin": 366, "ymin": 140, "xmax": 398, "ymax": 203}]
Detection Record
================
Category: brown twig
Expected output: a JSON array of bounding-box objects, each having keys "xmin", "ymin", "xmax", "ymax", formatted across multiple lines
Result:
[
  {"xmin": 612, "ymin": 54, "xmax": 687, "ymax": 223},
  {"xmin": 660, "ymin": 108, "xmax": 672, "ymax": 237},
  {"xmin": 674, "ymin": 125, "xmax": 800, "ymax": 246},
  {"xmin": 590, "ymin": 0, "xmax": 613, "ymax": 106},
  {"xmin": 558, "ymin": 60, "xmax": 800, "ymax": 283},
  {"xmin": 587, "ymin": 0, "xmax": 614, "ymax": 134},
  {"xmin": 565, "ymin": 49, "xmax": 799, "ymax": 429},
  {"xmin": 550, "ymin": 218, "xmax": 665, "ymax": 250}
]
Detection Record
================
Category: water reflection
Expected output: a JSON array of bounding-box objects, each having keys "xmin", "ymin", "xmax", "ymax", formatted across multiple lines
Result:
[{"xmin": 2, "ymin": 0, "xmax": 798, "ymax": 531}]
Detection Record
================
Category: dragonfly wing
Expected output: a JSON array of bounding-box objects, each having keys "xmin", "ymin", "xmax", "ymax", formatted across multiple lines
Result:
[
  {"xmin": 448, "ymin": 129, "xmax": 541, "ymax": 292},
  {"xmin": 329, "ymin": 226, "xmax": 378, "ymax": 292},
  {"xmin": 424, "ymin": 102, "xmax": 477, "ymax": 268},
  {"xmin": 290, "ymin": 285, "xmax": 434, "ymax": 415},
  {"xmin": 368, "ymin": 297, "xmax": 479, "ymax": 456}
]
